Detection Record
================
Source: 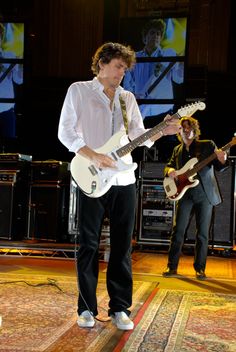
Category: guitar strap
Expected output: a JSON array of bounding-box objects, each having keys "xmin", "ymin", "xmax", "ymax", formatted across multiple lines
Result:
[{"xmin": 119, "ymin": 95, "xmax": 129, "ymax": 135}]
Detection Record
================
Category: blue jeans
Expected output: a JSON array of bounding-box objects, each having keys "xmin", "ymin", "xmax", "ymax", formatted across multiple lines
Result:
[{"xmin": 167, "ymin": 183, "xmax": 213, "ymax": 272}]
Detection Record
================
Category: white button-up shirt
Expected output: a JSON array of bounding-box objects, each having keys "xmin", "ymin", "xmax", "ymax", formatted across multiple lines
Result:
[{"xmin": 58, "ymin": 77, "xmax": 154, "ymax": 186}]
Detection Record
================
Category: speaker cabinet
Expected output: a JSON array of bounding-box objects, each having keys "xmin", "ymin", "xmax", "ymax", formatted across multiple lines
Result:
[
  {"xmin": 139, "ymin": 161, "xmax": 166, "ymax": 179},
  {"xmin": 136, "ymin": 179, "xmax": 175, "ymax": 245},
  {"xmin": 0, "ymin": 171, "xmax": 30, "ymax": 240},
  {"xmin": 185, "ymin": 158, "xmax": 236, "ymax": 248},
  {"xmin": 28, "ymin": 183, "xmax": 70, "ymax": 242},
  {"xmin": 213, "ymin": 158, "xmax": 235, "ymax": 247},
  {"xmin": 31, "ymin": 161, "xmax": 70, "ymax": 183}
]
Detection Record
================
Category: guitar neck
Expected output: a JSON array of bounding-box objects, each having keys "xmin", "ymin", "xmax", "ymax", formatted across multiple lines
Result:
[
  {"xmin": 186, "ymin": 141, "xmax": 232, "ymax": 177},
  {"xmin": 117, "ymin": 112, "xmax": 180, "ymax": 157}
]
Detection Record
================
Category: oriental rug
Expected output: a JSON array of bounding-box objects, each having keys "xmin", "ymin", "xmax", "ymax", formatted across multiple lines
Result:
[
  {"xmin": 1, "ymin": 273, "xmax": 236, "ymax": 352},
  {"xmin": 0, "ymin": 273, "xmax": 157, "ymax": 352},
  {"xmin": 115, "ymin": 289, "xmax": 236, "ymax": 352}
]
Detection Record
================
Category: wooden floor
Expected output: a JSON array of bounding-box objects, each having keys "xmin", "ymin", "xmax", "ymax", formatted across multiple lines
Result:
[{"xmin": 1, "ymin": 246, "xmax": 236, "ymax": 294}]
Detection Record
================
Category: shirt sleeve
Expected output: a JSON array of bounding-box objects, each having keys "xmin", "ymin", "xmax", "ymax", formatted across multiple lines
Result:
[{"xmin": 58, "ymin": 83, "xmax": 86, "ymax": 153}]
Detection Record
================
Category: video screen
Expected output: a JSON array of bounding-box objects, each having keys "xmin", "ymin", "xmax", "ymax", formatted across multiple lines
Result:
[
  {"xmin": 120, "ymin": 17, "xmax": 187, "ymax": 120},
  {"xmin": 0, "ymin": 103, "xmax": 16, "ymax": 139},
  {"xmin": 0, "ymin": 22, "xmax": 24, "ymax": 100},
  {"xmin": 0, "ymin": 23, "xmax": 24, "ymax": 140},
  {"xmin": 0, "ymin": 23, "xmax": 24, "ymax": 59},
  {"xmin": 123, "ymin": 60, "xmax": 184, "ymax": 98},
  {"xmin": 120, "ymin": 17, "xmax": 187, "ymax": 55}
]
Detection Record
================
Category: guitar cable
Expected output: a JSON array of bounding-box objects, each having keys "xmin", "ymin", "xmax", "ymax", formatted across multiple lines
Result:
[{"xmin": 71, "ymin": 175, "xmax": 97, "ymax": 197}]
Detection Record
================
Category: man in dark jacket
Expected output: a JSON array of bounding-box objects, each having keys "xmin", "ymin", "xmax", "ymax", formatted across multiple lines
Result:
[{"xmin": 162, "ymin": 116, "xmax": 228, "ymax": 279}]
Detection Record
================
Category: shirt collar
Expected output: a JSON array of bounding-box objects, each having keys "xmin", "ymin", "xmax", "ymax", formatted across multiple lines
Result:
[{"xmin": 92, "ymin": 77, "xmax": 124, "ymax": 96}]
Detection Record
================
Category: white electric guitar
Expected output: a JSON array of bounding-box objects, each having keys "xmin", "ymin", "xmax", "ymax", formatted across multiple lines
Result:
[
  {"xmin": 70, "ymin": 101, "xmax": 206, "ymax": 198},
  {"xmin": 163, "ymin": 136, "xmax": 236, "ymax": 201}
]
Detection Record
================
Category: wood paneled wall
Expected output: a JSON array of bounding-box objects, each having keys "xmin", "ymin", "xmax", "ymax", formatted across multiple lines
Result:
[
  {"xmin": 188, "ymin": 0, "xmax": 230, "ymax": 71},
  {"xmin": 30, "ymin": 0, "xmax": 104, "ymax": 79},
  {"xmin": 27, "ymin": 0, "xmax": 231, "ymax": 78}
]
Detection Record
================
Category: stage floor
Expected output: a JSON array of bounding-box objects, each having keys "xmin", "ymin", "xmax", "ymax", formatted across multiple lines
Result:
[{"xmin": 1, "ymin": 247, "xmax": 236, "ymax": 351}]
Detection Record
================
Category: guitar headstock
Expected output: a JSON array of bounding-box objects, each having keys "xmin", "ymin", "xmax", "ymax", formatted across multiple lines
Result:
[
  {"xmin": 178, "ymin": 101, "xmax": 206, "ymax": 118},
  {"xmin": 230, "ymin": 135, "xmax": 236, "ymax": 146}
]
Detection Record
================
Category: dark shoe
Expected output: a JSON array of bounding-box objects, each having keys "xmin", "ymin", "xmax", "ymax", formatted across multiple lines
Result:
[
  {"xmin": 196, "ymin": 270, "xmax": 206, "ymax": 280},
  {"xmin": 162, "ymin": 267, "xmax": 177, "ymax": 277}
]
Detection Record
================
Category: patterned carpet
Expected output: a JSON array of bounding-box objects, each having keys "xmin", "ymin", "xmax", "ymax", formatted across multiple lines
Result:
[
  {"xmin": 0, "ymin": 273, "xmax": 157, "ymax": 352},
  {"xmin": 116, "ymin": 289, "xmax": 236, "ymax": 352},
  {"xmin": 0, "ymin": 273, "xmax": 236, "ymax": 351}
]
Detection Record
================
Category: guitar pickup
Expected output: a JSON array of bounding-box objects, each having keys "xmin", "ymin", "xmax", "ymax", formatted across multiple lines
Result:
[
  {"xmin": 88, "ymin": 165, "xmax": 98, "ymax": 176},
  {"xmin": 165, "ymin": 185, "xmax": 170, "ymax": 192},
  {"xmin": 110, "ymin": 152, "xmax": 118, "ymax": 161}
]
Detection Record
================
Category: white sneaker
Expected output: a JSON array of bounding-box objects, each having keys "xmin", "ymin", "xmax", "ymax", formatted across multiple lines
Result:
[
  {"xmin": 77, "ymin": 310, "xmax": 95, "ymax": 328},
  {"xmin": 111, "ymin": 311, "xmax": 134, "ymax": 330}
]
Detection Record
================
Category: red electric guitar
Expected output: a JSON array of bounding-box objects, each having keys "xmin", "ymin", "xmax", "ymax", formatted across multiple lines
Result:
[{"xmin": 163, "ymin": 136, "xmax": 236, "ymax": 201}]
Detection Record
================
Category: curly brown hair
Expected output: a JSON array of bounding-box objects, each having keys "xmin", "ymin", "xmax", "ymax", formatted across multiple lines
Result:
[
  {"xmin": 91, "ymin": 42, "xmax": 136, "ymax": 75},
  {"xmin": 141, "ymin": 19, "xmax": 166, "ymax": 42},
  {"xmin": 177, "ymin": 116, "xmax": 201, "ymax": 142}
]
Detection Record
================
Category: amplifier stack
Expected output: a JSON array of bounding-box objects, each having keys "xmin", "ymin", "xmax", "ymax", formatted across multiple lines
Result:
[
  {"xmin": 136, "ymin": 162, "xmax": 175, "ymax": 246},
  {"xmin": 0, "ymin": 153, "xmax": 32, "ymax": 240},
  {"xmin": 28, "ymin": 160, "xmax": 70, "ymax": 242},
  {"xmin": 0, "ymin": 154, "xmax": 71, "ymax": 242}
]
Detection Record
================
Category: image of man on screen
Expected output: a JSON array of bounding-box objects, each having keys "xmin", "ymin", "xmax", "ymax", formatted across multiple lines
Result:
[
  {"xmin": 123, "ymin": 18, "xmax": 184, "ymax": 120},
  {"xmin": 0, "ymin": 23, "xmax": 23, "ymax": 148}
]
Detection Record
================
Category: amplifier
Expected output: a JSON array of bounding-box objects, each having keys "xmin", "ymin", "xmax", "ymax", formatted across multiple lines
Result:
[
  {"xmin": 139, "ymin": 161, "xmax": 165, "ymax": 179},
  {"xmin": 0, "ymin": 153, "xmax": 32, "ymax": 162},
  {"xmin": 27, "ymin": 182, "xmax": 70, "ymax": 242},
  {"xmin": 142, "ymin": 206, "xmax": 174, "ymax": 232},
  {"xmin": 136, "ymin": 180, "xmax": 175, "ymax": 245},
  {"xmin": 0, "ymin": 169, "xmax": 30, "ymax": 240},
  {"xmin": 0, "ymin": 154, "xmax": 32, "ymax": 172},
  {"xmin": 31, "ymin": 160, "xmax": 70, "ymax": 183},
  {"xmin": 0, "ymin": 170, "xmax": 18, "ymax": 183}
]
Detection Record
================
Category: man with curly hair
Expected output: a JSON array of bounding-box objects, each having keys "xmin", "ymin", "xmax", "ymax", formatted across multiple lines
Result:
[
  {"xmin": 162, "ymin": 116, "xmax": 228, "ymax": 280},
  {"xmin": 58, "ymin": 42, "xmax": 180, "ymax": 330}
]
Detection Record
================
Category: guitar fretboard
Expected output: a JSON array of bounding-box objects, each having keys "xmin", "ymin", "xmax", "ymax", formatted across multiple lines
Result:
[
  {"xmin": 186, "ymin": 141, "xmax": 233, "ymax": 178},
  {"xmin": 117, "ymin": 112, "xmax": 180, "ymax": 157}
]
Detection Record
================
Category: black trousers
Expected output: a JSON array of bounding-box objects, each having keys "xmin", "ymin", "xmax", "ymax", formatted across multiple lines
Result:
[{"xmin": 77, "ymin": 183, "xmax": 136, "ymax": 317}]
